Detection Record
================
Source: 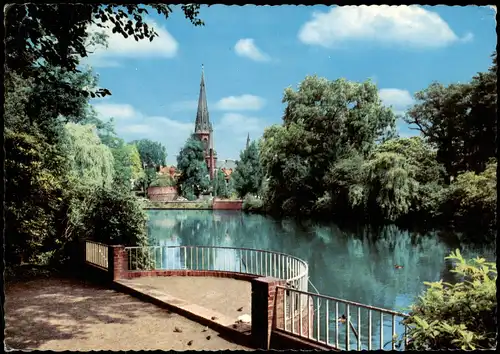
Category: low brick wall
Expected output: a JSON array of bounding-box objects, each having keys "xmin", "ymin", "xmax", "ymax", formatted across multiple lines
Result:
[
  {"xmin": 213, "ymin": 199, "xmax": 243, "ymax": 210},
  {"xmin": 145, "ymin": 200, "xmax": 212, "ymax": 210},
  {"xmin": 147, "ymin": 186, "xmax": 178, "ymax": 201}
]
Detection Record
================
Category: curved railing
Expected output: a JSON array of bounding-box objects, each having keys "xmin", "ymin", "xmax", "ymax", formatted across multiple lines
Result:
[{"xmin": 124, "ymin": 245, "xmax": 309, "ymax": 292}]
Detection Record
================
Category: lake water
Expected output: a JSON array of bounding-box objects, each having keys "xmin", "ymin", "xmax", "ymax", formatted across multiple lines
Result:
[{"xmin": 146, "ymin": 209, "xmax": 495, "ymax": 349}]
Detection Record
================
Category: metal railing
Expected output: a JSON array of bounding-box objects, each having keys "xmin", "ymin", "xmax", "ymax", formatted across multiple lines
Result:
[
  {"xmin": 124, "ymin": 245, "xmax": 309, "ymax": 291},
  {"xmin": 85, "ymin": 241, "xmax": 109, "ymax": 269},
  {"xmin": 276, "ymin": 286, "xmax": 409, "ymax": 351}
]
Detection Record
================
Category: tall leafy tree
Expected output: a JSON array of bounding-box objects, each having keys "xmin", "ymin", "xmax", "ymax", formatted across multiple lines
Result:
[
  {"xmin": 176, "ymin": 136, "xmax": 210, "ymax": 200},
  {"xmin": 404, "ymin": 52, "xmax": 497, "ymax": 180},
  {"xmin": 232, "ymin": 140, "xmax": 263, "ymax": 198},
  {"xmin": 63, "ymin": 123, "xmax": 115, "ymax": 190},
  {"xmin": 131, "ymin": 138, "xmax": 167, "ymax": 168},
  {"xmin": 260, "ymin": 76, "xmax": 397, "ymax": 216},
  {"xmin": 213, "ymin": 170, "xmax": 230, "ymax": 199}
]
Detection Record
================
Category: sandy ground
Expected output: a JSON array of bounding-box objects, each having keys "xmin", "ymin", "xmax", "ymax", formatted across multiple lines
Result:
[
  {"xmin": 5, "ymin": 277, "xmax": 252, "ymax": 351},
  {"xmin": 127, "ymin": 276, "xmax": 252, "ymax": 320}
]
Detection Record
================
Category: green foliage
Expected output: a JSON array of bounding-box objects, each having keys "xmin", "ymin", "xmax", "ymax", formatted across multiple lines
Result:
[
  {"xmin": 404, "ymin": 53, "xmax": 497, "ymax": 180},
  {"xmin": 4, "ymin": 3, "xmax": 205, "ymax": 273},
  {"xmin": 403, "ymin": 249, "xmax": 497, "ymax": 350},
  {"xmin": 365, "ymin": 151, "xmax": 419, "ymax": 221},
  {"xmin": 232, "ymin": 141, "xmax": 264, "ymax": 198},
  {"xmin": 131, "ymin": 138, "xmax": 167, "ymax": 168},
  {"xmin": 213, "ymin": 170, "xmax": 230, "ymax": 198},
  {"xmin": 260, "ymin": 76, "xmax": 397, "ymax": 216},
  {"xmin": 150, "ymin": 175, "xmax": 177, "ymax": 187},
  {"xmin": 442, "ymin": 161, "xmax": 497, "ymax": 235},
  {"xmin": 4, "ymin": 130, "xmax": 68, "ymax": 265},
  {"xmin": 128, "ymin": 144, "xmax": 145, "ymax": 183},
  {"xmin": 63, "ymin": 122, "xmax": 115, "ymax": 190},
  {"xmin": 176, "ymin": 136, "xmax": 210, "ymax": 200},
  {"xmin": 242, "ymin": 194, "xmax": 265, "ymax": 213}
]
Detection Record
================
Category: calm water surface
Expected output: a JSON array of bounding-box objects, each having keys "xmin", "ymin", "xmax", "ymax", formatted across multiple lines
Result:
[{"xmin": 146, "ymin": 210, "xmax": 495, "ymax": 349}]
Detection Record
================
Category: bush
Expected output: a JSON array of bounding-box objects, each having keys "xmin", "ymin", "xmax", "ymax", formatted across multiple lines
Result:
[
  {"xmin": 443, "ymin": 162, "xmax": 497, "ymax": 236},
  {"xmin": 403, "ymin": 249, "xmax": 496, "ymax": 350},
  {"xmin": 150, "ymin": 175, "xmax": 176, "ymax": 187},
  {"xmin": 242, "ymin": 194, "xmax": 264, "ymax": 213}
]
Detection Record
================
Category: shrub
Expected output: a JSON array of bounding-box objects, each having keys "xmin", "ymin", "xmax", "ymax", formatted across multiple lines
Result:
[
  {"xmin": 150, "ymin": 175, "xmax": 176, "ymax": 187},
  {"xmin": 403, "ymin": 249, "xmax": 497, "ymax": 350},
  {"xmin": 443, "ymin": 162, "xmax": 497, "ymax": 236},
  {"xmin": 242, "ymin": 194, "xmax": 264, "ymax": 213}
]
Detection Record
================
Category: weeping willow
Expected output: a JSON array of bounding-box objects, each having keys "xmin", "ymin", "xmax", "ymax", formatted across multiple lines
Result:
[
  {"xmin": 63, "ymin": 123, "xmax": 115, "ymax": 190},
  {"xmin": 366, "ymin": 151, "xmax": 419, "ymax": 221}
]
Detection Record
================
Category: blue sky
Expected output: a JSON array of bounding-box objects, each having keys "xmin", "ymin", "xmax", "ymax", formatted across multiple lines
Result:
[{"xmin": 85, "ymin": 5, "xmax": 497, "ymax": 166}]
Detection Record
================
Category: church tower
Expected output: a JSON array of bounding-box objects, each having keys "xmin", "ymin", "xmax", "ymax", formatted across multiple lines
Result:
[{"xmin": 194, "ymin": 65, "xmax": 217, "ymax": 179}]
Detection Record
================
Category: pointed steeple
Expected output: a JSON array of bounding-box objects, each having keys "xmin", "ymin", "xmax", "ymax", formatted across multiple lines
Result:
[
  {"xmin": 246, "ymin": 133, "xmax": 250, "ymax": 149},
  {"xmin": 195, "ymin": 64, "xmax": 210, "ymax": 133}
]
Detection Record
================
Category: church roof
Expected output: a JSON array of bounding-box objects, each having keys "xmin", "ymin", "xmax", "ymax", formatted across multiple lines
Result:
[{"xmin": 195, "ymin": 65, "xmax": 211, "ymax": 133}]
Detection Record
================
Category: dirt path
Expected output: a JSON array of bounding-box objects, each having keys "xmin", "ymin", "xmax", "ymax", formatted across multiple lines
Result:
[{"xmin": 5, "ymin": 277, "xmax": 252, "ymax": 351}]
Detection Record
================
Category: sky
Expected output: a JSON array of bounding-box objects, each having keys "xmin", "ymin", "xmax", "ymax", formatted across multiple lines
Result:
[{"xmin": 85, "ymin": 5, "xmax": 497, "ymax": 166}]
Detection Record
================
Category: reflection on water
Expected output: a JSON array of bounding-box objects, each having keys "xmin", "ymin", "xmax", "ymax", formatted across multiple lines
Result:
[{"xmin": 147, "ymin": 210, "xmax": 495, "ymax": 349}]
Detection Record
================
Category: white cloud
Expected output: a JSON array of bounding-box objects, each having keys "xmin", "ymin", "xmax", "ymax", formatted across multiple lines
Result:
[
  {"xmin": 234, "ymin": 39, "xmax": 271, "ymax": 62},
  {"xmin": 93, "ymin": 103, "xmax": 137, "ymax": 120},
  {"xmin": 378, "ymin": 88, "xmax": 414, "ymax": 114},
  {"xmin": 488, "ymin": 5, "xmax": 497, "ymax": 14},
  {"xmin": 84, "ymin": 19, "xmax": 179, "ymax": 67},
  {"xmin": 215, "ymin": 95, "xmax": 265, "ymax": 111},
  {"xmin": 298, "ymin": 5, "xmax": 472, "ymax": 49}
]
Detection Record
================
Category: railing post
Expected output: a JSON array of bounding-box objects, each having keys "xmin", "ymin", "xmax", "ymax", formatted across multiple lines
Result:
[
  {"xmin": 108, "ymin": 245, "xmax": 127, "ymax": 281},
  {"xmin": 251, "ymin": 277, "xmax": 286, "ymax": 350}
]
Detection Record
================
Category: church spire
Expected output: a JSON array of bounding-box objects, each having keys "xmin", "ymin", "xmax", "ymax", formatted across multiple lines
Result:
[
  {"xmin": 246, "ymin": 133, "xmax": 250, "ymax": 149},
  {"xmin": 195, "ymin": 64, "xmax": 210, "ymax": 133}
]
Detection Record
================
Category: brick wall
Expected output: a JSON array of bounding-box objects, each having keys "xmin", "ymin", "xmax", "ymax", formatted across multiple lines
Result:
[
  {"xmin": 147, "ymin": 186, "xmax": 178, "ymax": 201},
  {"xmin": 213, "ymin": 199, "xmax": 243, "ymax": 210}
]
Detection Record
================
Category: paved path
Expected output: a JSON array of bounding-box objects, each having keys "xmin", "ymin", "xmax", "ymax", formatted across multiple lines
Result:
[
  {"xmin": 121, "ymin": 276, "xmax": 252, "ymax": 322},
  {"xmin": 5, "ymin": 277, "xmax": 252, "ymax": 351}
]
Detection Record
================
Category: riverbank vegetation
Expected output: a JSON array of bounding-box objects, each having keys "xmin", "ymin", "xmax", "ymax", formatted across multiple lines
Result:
[
  {"xmin": 403, "ymin": 250, "xmax": 496, "ymax": 350},
  {"xmin": 234, "ymin": 54, "xmax": 497, "ymax": 243},
  {"xmin": 4, "ymin": 4, "xmax": 204, "ymax": 273}
]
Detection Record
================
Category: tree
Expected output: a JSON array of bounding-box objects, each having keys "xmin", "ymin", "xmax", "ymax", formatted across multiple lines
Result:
[
  {"xmin": 176, "ymin": 136, "xmax": 210, "ymax": 200},
  {"xmin": 259, "ymin": 76, "xmax": 397, "ymax": 216},
  {"xmin": 4, "ymin": 130, "xmax": 68, "ymax": 265},
  {"xmin": 127, "ymin": 144, "xmax": 145, "ymax": 187},
  {"xmin": 63, "ymin": 123, "xmax": 115, "ymax": 191},
  {"xmin": 442, "ymin": 161, "xmax": 497, "ymax": 237},
  {"xmin": 403, "ymin": 250, "xmax": 496, "ymax": 350},
  {"xmin": 365, "ymin": 151, "xmax": 419, "ymax": 222},
  {"xmin": 213, "ymin": 170, "xmax": 230, "ymax": 199},
  {"xmin": 404, "ymin": 53, "xmax": 497, "ymax": 180},
  {"xmin": 231, "ymin": 140, "xmax": 263, "ymax": 198},
  {"xmin": 131, "ymin": 138, "xmax": 167, "ymax": 168}
]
